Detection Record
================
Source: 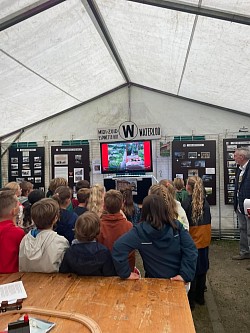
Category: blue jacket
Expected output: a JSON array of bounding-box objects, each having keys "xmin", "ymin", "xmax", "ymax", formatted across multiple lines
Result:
[
  {"xmin": 54, "ymin": 209, "xmax": 78, "ymax": 244},
  {"xmin": 112, "ymin": 221, "xmax": 197, "ymax": 282},
  {"xmin": 234, "ymin": 161, "xmax": 250, "ymax": 213},
  {"xmin": 59, "ymin": 241, "xmax": 116, "ymax": 276}
]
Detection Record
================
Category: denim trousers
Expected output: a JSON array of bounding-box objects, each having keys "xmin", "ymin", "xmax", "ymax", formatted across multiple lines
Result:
[{"xmin": 237, "ymin": 211, "xmax": 250, "ymax": 255}]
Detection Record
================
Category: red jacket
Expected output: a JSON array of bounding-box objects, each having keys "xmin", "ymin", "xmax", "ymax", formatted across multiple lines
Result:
[
  {"xmin": 97, "ymin": 212, "xmax": 135, "ymax": 270},
  {"xmin": 0, "ymin": 220, "xmax": 25, "ymax": 273}
]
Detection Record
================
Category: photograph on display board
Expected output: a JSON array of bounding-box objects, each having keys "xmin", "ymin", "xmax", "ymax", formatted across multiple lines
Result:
[
  {"xmin": 11, "ymin": 171, "xmax": 18, "ymax": 176},
  {"xmin": 28, "ymin": 177, "xmax": 34, "ymax": 182},
  {"xmin": 175, "ymin": 174, "xmax": 183, "ymax": 179},
  {"xmin": 227, "ymin": 161, "xmax": 237, "ymax": 168},
  {"xmin": 195, "ymin": 160, "xmax": 205, "ymax": 167},
  {"xmin": 174, "ymin": 151, "xmax": 185, "ymax": 159},
  {"xmin": 23, "ymin": 156, "xmax": 29, "ymax": 163},
  {"xmin": 92, "ymin": 163, "xmax": 101, "ymax": 174},
  {"xmin": 35, "ymin": 177, "xmax": 42, "ymax": 183},
  {"xmin": 11, "ymin": 157, "xmax": 18, "ymax": 163},
  {"xmin": 201, "ymin": 152, "xmax": 210, "ymax": 159},
  {"xmin": 11, "ymin": 164, "xmax": 18, "ymax": 169},
  {"xmin": 188, "ymin": 169, "xmax": 199, "ymax": 177},
  {"xmin": 16, "ymin": 177, "xmax": 25, "ymax": 182},
  {"xmin": 228, "ymin": 168, "xmax": 236, "ymax": 175},
  {"xmin": 228, "ymin": 191, "xmax": 234, "ymax": 197},
  {"xmin": 227, "ymin": 152, "xmax": 234, "ymax": 159},
  {"xmin": 202, "ymin": 175, "xmax": 212, "ymax": 183},
  {"xmin": 22, "ymin": 170, "xmax": 31, "ymax": 177},
  {"xmin": 22, "ymin": 164, "xmax": 30, "ymax": 170},
  {"xmin": 116, "ymin": 178, "xmax": 138, "ymax": 195},
  {"xmin": 160, "ymin": 141, "xmax": 170, "ymax": 157},
  {"xmin": 181, "ymin": 161, "xmax": 191, "ymax": 167},
  {"xmin": 54, "ymin": 154, "xmax": 68, "ymax": 165},
  {"xmin": 34, "ymin": 156, "xmax": 41, "ymax": 162},
  {"xmin": 75, "ymin": 155, "xmax": 82, "ymax": 164},
  {"xmin": 227, "ymin": 184, "xmax": 235, "ymax": 190},
  {"xmin": 74, "ymin": 168, "xmax": 84, "ymax": 183},
  {"xmin": 34, "ymin": 170, "xmax": 42, "ymax": 176},
  {"xmin": 227, "ymin": 145, "xmax": 237, "ymax": 151},
  {"xmin": 188, "ymin": 152, "xmax": 197, "ymax": 159},
  {"xmin": 205, "ymin": 187, "xmax": 212, "ymax": 196},
  {"xmin": 34, "ymin": 163, "xmax": 42, "ymax": 169},
  {"xmin": 54, "ymin": 167, "xmax": 68, "ymax": 181}
]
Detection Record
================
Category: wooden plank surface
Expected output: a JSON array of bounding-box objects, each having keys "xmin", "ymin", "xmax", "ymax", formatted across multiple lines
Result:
[{"xmin": 0, "ymin": 273, "xmax": 195, "ymax": 333}]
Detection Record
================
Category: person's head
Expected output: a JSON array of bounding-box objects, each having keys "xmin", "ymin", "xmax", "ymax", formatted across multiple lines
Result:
[
  {"xmin": 77, "ymin": 188, "xmax": 90, "ymax": 204},
  {"xmin": 148, "ymin": 184, "xmax": 178, "ymax": 222},
  {"xmin": 141, "ymin": 194, "xmax": 176, "ymax": 230},
  {"xmin": 4, "ymin": 182, "xmax": 21, "ymax": 197},
  {"xmin": 0, "ymin": 189, "xmax": 19, "ymax": 221},
  {"xmin": 52, "ymin": 186, "xmax": 71, "ymax": 208},
  {"xmin": 28, "ymin": 189, "xmax": 45, "ymax": 205},
  {"xmin": 76, "ymin": 180, "xmax": 90, "ymax": 192},
  {"xmin": 159, "ymin": 179, "xmax": 173, "ymax": 188},
  {"xmin": 74, "ymin": 211, "xmax": 100, "ymax": 242},
  {"xmin": 31, "ymin": 198, "xmax": 59, "ymax": 229},
  {"xmin": 234, "ymin": 147, "xmax": 250, "ymax": 166},
  {"xmin": 104, "ymin": 190, "xmax": 123, "ymax": 214},
  {"xmin": 20, "ymin": 181, "xmax": 33, "ymax": 197},
  {"xmin": 87, "ymin": 184, "xmax": 105, "ymax": 216},
  {"xmin": 48, "ymin": 178, "xmax": 68, "ymax": 194},
  {"xmin": 173, "ymin": 178, "xmax": 185, "ymax": 191},
  {"xmin": 120, "ymin": 186, "xmax": 134, "ymax": 216},
  {"xmin": 186, "ymin": 176, "xmax": 204, "ymax": 224}
]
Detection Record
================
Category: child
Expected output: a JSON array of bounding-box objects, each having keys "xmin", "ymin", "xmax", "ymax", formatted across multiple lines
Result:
[
  {"xmin": 5, "ymin": 182, "xmax": 23, "ymax": 226},
  {"xmin": 73, "ymin": 188, "xmax": 90, "ymax": 216},
  {"xmin": 19, "ymin": 181, "xmax": 34, "ymax": 208},
  {"xmin": 87, "ymin": 184, "xmax": 105, "ymax": 217},
  {"xmin": 120, "ymin": 186, "xmax": 141, "ymax": 225},
  {"xmin": 19, "ymin": 198, "xmax": 69, "ymax": 272},
  {"xmin": 112, "ymin": 194, "xmax": 197, "ymax": 282},
  {"xmin": 59, "ymin": 211, "xmax": 116, "ymax": 276},
  {"xmin": 97, "ymin": 189, "xmax": 135, "ymax": 271},
  {"xmin": 72, "ymin": 180, "xmax": 90, "ymax": 208},
  {"xmin": 52, "ymin": 186, "xmax": 78, "ymax": 244},
  {"xmin": 181, "ymin": 176, "xmax": 211, "ymax": 309},
  {"xmin": 173, "ymin": 178, "xmax": 189, "ymax": 203},
  {"xmin": 0, "ymin": 189, "xmax": 25, "ymax": 273},
  {"xmin": 22, "ymin": 189, "xmax": 45, "ymax": 233}
]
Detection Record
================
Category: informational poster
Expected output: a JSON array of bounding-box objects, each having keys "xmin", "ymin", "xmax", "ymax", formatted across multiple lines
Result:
[
  {"xmin": 51, "ymin": 145, "xmax": 90, "ymax": 189},
  {"xmin": 172, "ymin": 140, "xmax": 216, "ymax": 205},
  {"xmin": 8, "ymin": 146, "xmax": 45, "ymax": 190},
  {"xmin": 223, "ymin": 138, "xmax": 250, "ymax": 205}
]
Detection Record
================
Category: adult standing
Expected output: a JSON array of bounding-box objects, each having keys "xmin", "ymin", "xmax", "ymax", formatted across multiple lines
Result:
[{"xmin": 232, "ymin": 147, "xmax": 250, "ymax": 267}]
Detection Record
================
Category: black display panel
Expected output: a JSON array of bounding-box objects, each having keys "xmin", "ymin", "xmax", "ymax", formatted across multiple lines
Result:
[
  {"xmin": 223, "ymin": 138, "xmax": 250, "ymax": 205},
  {"xmin": 8, "ymin": 147, "xmax": 45, "ymax": 190},
  {"xmin": 51, "ymin": 145, "xmax": 90, "ymax": 189},
  {"xmin": 172, "ymin": 140, "xmax": 216, "ymax": 205},
  {"xmin": 104, "ymin": 177, "xmax": 152, "ymax": 205}
]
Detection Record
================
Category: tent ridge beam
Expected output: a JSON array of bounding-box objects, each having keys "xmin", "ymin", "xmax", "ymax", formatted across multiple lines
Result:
[
  {"xmin": 131, "ymin": 82, "xmax": 250, "ymax": 117},
  {"xmin": 0, "ymin": 0, "xmax": 66, "ymax": 31},
  {"xmin": 83, "ymin": 0, "xmax": 130, "ymax": 83},
  {"xmin": 129, "ymin": 0, "xmax": 250, "ymax": 26}
]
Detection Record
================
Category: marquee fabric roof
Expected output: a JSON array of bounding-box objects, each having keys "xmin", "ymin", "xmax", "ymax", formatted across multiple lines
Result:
[{"xmin": 0, "ymin": 0, "xmax": 250, "ymax": 138}]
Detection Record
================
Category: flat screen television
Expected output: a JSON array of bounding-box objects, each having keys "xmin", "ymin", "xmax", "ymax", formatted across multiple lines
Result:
[{"xmin": 100, "ymin": 140, "xmax": 153, "ymax": 174}]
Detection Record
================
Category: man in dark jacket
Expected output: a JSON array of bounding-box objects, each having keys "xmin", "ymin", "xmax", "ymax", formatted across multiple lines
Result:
[{"xmin": 232, "ymin": 147, "xmax": 250, "ymax": 267}]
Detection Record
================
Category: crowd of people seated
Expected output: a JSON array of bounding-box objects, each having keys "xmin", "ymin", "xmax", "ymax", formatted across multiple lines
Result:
[{"xmin": 0, "ymin": 176, "xmax": 212, "ymax": 310}]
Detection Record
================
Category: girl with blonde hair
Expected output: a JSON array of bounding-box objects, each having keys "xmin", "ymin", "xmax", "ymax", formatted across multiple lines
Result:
[
  {"xmin": 87, "ymin": 184, "xmax": 105, "ymax": 217},
  {"xmin": 181, "ymin": 176, "xmax": 211, "ymax": 309},
  {"xmin": 149, "ymin": 184, "xmax": 189, "ymax": 230},
  {"xmin": 4, "ymin": 181, "xmax": 23, "ymax": 226}
]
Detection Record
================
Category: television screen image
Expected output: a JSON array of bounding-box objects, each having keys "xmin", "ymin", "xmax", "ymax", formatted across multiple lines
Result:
[{"xmin": 100, "ymin": 140, "xmax": 152, "ymax": 174}]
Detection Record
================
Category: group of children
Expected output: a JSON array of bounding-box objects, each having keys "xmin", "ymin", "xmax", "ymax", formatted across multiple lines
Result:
[{"xmin": 0, "ymin": 176, "xmax": 211, "ymax": 310}]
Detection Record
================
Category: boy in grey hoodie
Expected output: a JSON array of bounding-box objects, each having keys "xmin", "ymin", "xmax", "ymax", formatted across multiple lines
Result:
[{"xmin": 19, "ymin": 198, "xmax": 69, "ymax": 273}]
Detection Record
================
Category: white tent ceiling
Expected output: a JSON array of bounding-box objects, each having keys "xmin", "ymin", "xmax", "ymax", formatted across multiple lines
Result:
[{"xmin": 0, "ymin": 0, "xmax": 250, "ymax": 138}]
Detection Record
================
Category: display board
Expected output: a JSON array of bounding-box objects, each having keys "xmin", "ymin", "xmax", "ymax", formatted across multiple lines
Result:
[
  {"xmin": 51, "ymin": 145, "xmax": 90, "ymax": 189},
  {"xmin": 172, "ymin": 140, "xmax": 216, "ymax": 205},
  {"xmin": 223, "ymin": 138, "xmax": 250, "ymax": 205},
  {"xmin": 8, "ymin": 147, "xmax": 45, "ymax": 190}
]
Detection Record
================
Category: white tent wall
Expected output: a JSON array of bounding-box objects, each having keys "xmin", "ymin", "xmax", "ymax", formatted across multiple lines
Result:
[{"xmin": 1, "ymin": 85, "xmax": 250, "ymax": 234}]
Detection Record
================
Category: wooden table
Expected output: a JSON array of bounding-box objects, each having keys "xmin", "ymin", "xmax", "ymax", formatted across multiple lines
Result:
[{"xmin": 0, "ymin": 273, "xmax": 195, "ymax": 333}]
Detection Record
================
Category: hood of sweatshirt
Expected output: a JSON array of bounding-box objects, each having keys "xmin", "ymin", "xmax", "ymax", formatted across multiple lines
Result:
[
  {"xmin": 135, "ymin": 221, "xmax": 180, "ymax": 250},
  {"xmin": 22, "ymin": 230, "xmax": 58, "ymax": 260}
]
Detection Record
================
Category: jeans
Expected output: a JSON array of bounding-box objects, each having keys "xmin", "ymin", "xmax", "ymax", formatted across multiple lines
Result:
[{"xmin": 237, "ymin": 211, "xmax": 250, "ymax": 255}]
